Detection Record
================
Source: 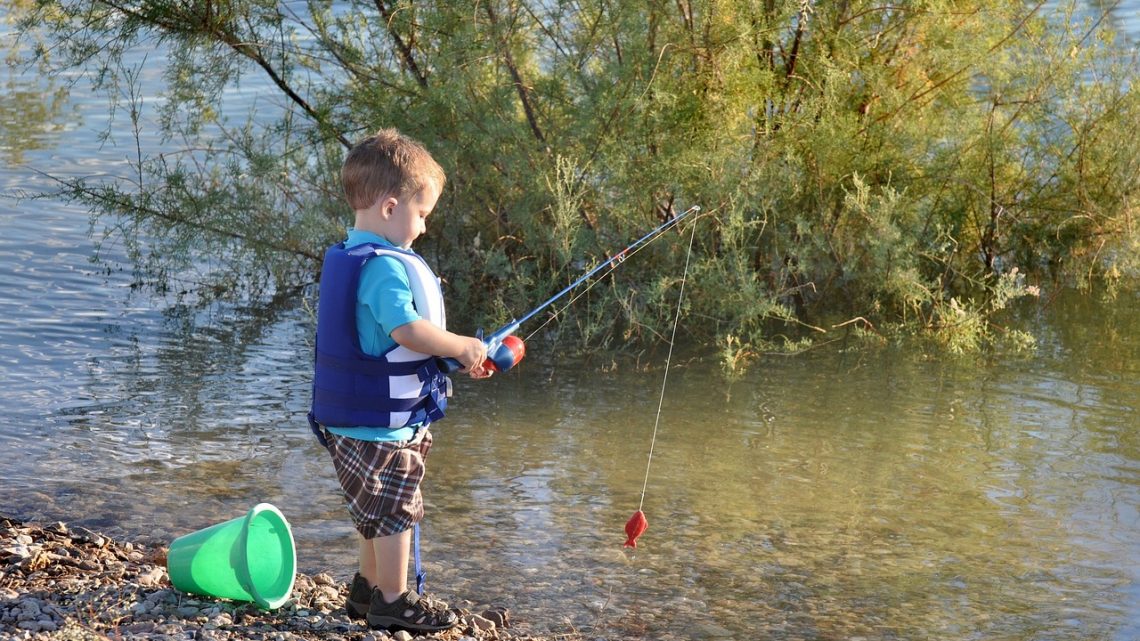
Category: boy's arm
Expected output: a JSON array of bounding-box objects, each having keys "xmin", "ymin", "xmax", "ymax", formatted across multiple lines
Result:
[{"xmin": 391, "ymin": 320, "xmax": 489, "ymax": 375}]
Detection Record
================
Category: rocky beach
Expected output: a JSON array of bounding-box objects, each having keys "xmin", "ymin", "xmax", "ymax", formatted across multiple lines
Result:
[{"xmin": 1, "ymin": 516, "xmax": 580, "ymax": 641}]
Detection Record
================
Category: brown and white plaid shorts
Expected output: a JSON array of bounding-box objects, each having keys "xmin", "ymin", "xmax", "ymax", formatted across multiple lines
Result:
[{"xmin": 320, "ymin": 427, "xmax": 433, "ymax": 540}]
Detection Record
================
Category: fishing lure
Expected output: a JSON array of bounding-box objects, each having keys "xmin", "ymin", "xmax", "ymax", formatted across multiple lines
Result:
[{"xmin": 624, "ymin": 510, "xmax": 648, "ymax": 548}]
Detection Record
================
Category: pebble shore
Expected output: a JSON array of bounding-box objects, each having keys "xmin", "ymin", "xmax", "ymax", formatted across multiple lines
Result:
[{"xmin": 1, "ymin": 516, "xmax": 581, "ymax": 641}]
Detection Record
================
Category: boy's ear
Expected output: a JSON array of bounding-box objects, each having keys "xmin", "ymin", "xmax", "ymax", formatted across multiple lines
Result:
[{"xmin": 379, "ymin": 195, "xmax": 399, "ymax": 218}]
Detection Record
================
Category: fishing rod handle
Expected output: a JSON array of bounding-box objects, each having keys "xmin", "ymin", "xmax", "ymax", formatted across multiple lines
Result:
[{"xmin": 435, "ymin": 328, "xmax": 526, "ymax": 374}]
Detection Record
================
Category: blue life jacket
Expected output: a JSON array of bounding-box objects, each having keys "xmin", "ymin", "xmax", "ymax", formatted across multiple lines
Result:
[{"xmin": 308, "ymin": 242, "xmax": 450, "ymax": 439}]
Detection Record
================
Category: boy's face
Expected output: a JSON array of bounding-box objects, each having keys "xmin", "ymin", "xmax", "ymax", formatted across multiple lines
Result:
[{"xmin": 381, "ymin": 180, "xmax": 441, "ymax": 249}]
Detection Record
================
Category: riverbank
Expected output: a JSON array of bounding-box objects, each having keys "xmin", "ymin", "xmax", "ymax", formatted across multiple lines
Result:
[{"xmin": 0, "ymin": 515, "xmax": 579, "ymax": 641}]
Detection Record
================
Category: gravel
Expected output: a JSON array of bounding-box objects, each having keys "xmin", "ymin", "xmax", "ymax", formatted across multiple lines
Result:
[{"xmin": 1, "ymin": 516, "xmax": 581, "ymax": 641}]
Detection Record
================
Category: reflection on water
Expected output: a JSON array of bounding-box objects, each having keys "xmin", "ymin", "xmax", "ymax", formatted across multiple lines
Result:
[
  {"xmin": 430, "ymin": 324, "xmax": 1136, "ymax": 640},
  {"xmin": 0, "ymin": 63, "xmax": 70, "ymax": 166}
]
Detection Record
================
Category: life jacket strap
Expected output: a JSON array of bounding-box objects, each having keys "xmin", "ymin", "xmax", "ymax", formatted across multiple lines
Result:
[
  {"xmin": 414, "ymin": 522, "xmax": 426, "ymax": 595},
  {"xmin": 315, "ymin": 351, "xmax": 423, "ymax": 376}
]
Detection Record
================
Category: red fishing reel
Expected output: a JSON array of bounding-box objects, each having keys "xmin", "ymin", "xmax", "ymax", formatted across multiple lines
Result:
[{"xmin": 486, "ymin": 335, "xmax": 526, "ymax": 372}]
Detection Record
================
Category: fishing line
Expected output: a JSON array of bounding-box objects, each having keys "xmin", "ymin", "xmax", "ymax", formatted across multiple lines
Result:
[
  {"xmin": 622, "ymin": 217, "xmax": 698, "ymax": 549},
  {"xmin": 638, "ymin": 220, "xmax": 697, "ymax": 511}
]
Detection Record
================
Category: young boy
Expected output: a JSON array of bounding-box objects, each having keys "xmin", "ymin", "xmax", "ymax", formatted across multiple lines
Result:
[{"xmin": 308, "ymin": 129, "xmax": 490, "ymax": 632}]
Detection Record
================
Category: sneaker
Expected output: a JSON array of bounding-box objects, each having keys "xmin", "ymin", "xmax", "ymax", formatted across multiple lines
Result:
[
  {"xmin": 366, "ymin": 589, "xmax": 459, "ymax": 632},
  {"xmin": 345, "ymin": 573, "xmax": 372, "ymax": 620}
]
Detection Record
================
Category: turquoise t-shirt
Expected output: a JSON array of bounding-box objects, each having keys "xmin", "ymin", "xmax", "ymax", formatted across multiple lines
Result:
[{"xmin": 326, "ymin": 229, "xmax": 425, "ymax": 442}]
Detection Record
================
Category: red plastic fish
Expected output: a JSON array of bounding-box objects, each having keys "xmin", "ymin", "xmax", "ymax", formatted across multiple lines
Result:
[{"xmin": 623, "ymin": 510, "xmax": 648, "ymax": 548}]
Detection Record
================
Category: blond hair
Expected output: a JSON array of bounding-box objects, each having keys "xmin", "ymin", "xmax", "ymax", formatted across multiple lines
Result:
[{"xmin": 341, "ymin": 128, "xmax": 446, "ymax": 211}]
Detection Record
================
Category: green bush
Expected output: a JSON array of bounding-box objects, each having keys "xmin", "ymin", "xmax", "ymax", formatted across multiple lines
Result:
[{"xmin": 11, "ymin": 0, "xmax": 1139, "ymax": 366}]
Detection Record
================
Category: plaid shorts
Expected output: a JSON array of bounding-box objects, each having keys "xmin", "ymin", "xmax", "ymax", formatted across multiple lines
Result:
[{"xmin": 321, "ymin": 427, "xmax": 433, "ymax": 540}]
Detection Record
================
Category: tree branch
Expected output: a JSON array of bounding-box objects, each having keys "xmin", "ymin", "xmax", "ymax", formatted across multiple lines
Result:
[
  {"xmin": 42, "ymin": 171, "xmax": 323, "ymax": 263},
  {"xmin": 373, "ymin": 0, "xmax": 429, "ymax": 89},
  {"xmin": 857, "ymin": 1, "xmax": 1046, "ymax": 137},
  {"xmin": 94, "ymin": 0, "xmax": 350, "ymax": 148},
  {"xmin": 784, "ymin": 1, "xmax": 812, "ymax": 83},
  {"xmin": 484, "ymin": 1, "xmax": 546, "ymax": 144}
]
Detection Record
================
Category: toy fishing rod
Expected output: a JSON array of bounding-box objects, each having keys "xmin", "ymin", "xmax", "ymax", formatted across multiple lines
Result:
[{"xmin": 438, "ymin": 205, "xmax": 701, "ymax": 374}]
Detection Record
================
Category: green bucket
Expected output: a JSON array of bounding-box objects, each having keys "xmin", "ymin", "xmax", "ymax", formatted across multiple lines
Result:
[{"xmin": 166, "ymin": 503, "xmax": 296, "ymax": 609}]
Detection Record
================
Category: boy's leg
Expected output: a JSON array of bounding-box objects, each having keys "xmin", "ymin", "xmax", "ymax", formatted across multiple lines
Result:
[
  {"xmin": 358, "ymin": 535, "xmax": 377, "ymax": 587},
  {"xmin": 360, "ymin": 529, "xmax": 412, "ymax": 602},
  {"xmin": 323, "ymin": 428, "xmax": 454, "ymax": 629}
]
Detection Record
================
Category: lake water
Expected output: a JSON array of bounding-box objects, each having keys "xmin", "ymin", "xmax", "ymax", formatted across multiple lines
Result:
[{"xmin": 2, "ymin": 5, "xmax": 1139, "ymax": 640}]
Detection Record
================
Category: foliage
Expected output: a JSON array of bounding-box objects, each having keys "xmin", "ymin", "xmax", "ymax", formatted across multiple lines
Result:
[{"xmin": 7, "ymin": 0, "xmax": 1139, "ymax": 365}]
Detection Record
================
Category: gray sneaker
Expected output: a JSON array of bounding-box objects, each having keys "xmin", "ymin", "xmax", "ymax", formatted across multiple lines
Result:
[
  {"xmin": 345, "ymin": 573, "xmax": 372, "ymax": 620},
  {"xmin": 366, "ymin": 589, "xmax": 459, "ymax": 632}
]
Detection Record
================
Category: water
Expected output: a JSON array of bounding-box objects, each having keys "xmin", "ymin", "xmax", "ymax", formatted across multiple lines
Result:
[{"xmin": 3, "ymin": 5, "xmax": 1140, "ymax": 640}]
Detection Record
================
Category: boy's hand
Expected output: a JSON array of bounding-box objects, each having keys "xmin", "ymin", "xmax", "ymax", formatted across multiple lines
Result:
[
  {"xmin": 467, "ymin": 363, "xmax": 493, "ymax": 379},
  {"xmin": 456, "ymin": 336, "xmax": 491, "ymax": 378}
]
